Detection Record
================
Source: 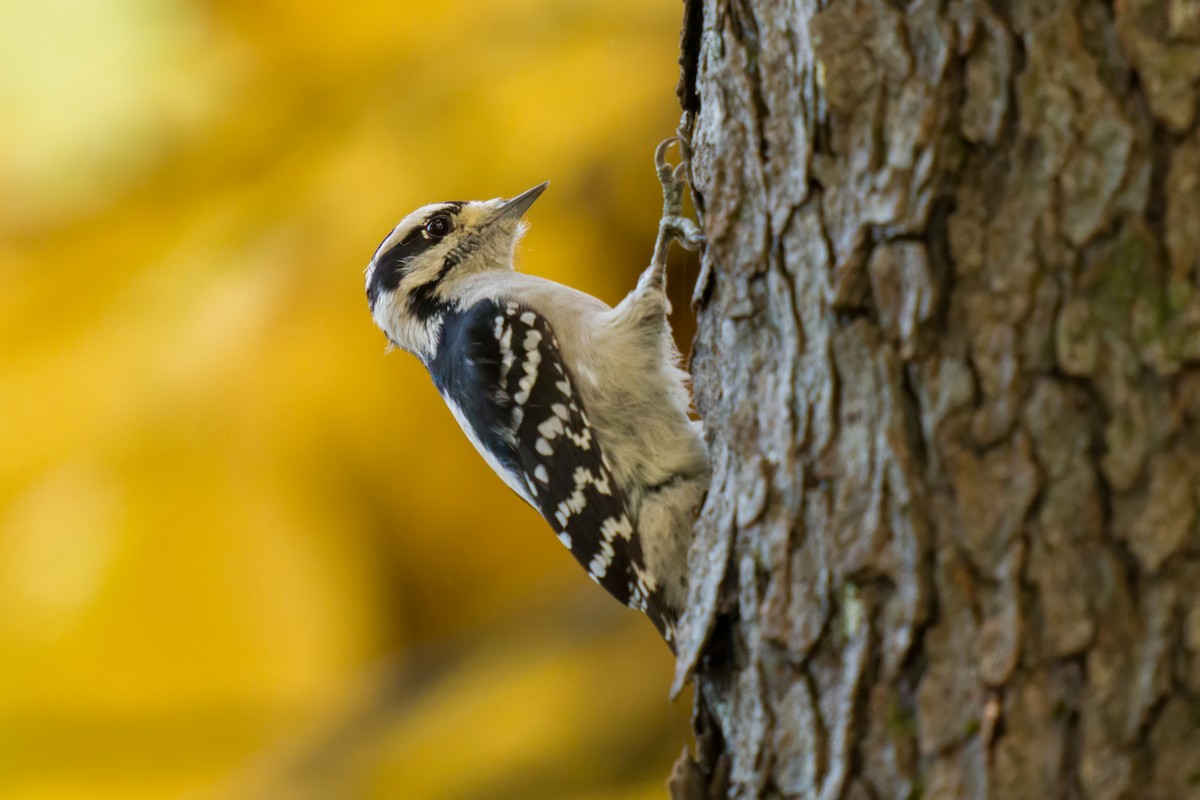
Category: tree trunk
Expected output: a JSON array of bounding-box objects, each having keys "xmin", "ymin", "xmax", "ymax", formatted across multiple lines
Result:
[{"xmin": 670, "ymin": 0, "xmax": 1200, "ymax": 797}]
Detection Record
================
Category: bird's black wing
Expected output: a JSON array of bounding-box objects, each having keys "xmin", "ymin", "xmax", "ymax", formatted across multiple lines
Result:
[{"xmin": 428, "ymin": 300, "xmax": 669, "ymax": 634}]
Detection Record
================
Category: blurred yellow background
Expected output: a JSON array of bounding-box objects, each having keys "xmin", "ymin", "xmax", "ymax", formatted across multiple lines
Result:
[{"xmin": 0, "ymin": 1, "xmax": 696, "ymax": 797}]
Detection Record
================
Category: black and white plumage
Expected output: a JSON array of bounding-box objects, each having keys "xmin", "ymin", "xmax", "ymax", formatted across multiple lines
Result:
[{"xmin": 364, "ymin": 143, "xmax": 708, "ymax": 645}]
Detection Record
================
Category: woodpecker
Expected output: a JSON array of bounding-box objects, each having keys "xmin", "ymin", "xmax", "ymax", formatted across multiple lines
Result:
[{"xmin": 364, "ymin": 139, "xmax": 708, "ymax": 645}]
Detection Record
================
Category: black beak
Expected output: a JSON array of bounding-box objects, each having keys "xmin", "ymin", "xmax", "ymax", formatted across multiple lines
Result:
[{"xmin": 493, "ymin": 181, "xmax": 549, "ymax": 222}]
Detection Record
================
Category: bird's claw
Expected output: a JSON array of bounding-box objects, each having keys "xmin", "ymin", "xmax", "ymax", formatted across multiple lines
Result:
[
  {"xmin": 653, "ymin": 136, "xmax": 705, "ymax": 250},
  {"xmin": 654, "ymin": 136, "xmax": 679, "ymax": 173}
]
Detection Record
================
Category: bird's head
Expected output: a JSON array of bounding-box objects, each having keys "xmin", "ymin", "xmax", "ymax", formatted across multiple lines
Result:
[{"xmin": 365, "ymin": 182, "xmax": 548, "ymax": 357}]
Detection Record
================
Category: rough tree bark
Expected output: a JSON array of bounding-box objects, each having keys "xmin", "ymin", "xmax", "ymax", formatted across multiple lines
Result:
[{"xmin": 669, "ymin": 0, "xmax": 1200, "ymax": 797}]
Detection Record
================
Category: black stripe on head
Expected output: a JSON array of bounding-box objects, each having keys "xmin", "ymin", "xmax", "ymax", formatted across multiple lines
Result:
[
  {"xmin": 366, "ymin": 203, "xmax": 465, "ymax": 311},
  {"xmin": 366, "ymin": 227, "xmax": 433, "ymax": 310},
  {"xmin": 407, "ymin": 263, "xmax": 454, "ymax": 320}
]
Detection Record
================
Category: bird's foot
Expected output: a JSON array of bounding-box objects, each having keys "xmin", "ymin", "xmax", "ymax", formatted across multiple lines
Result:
[{"xmin": 654, "ymin": 137, "xmax": 705, "ymax": 252}]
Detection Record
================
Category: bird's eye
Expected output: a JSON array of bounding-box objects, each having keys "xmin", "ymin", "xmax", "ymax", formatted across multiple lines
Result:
[{"xmin": 425, "ymin": 215, "xmax": 452, "ymax": 238}]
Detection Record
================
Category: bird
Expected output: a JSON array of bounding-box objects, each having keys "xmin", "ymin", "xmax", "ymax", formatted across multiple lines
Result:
[{"xmin": 364, "ymin": 139, "xmax": 708, "ymax": 646}]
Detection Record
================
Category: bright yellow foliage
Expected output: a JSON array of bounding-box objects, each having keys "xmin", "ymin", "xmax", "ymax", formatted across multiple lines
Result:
[{"xmin": 0, "ymin": 1, "xmax": 692, "ymax": 796}]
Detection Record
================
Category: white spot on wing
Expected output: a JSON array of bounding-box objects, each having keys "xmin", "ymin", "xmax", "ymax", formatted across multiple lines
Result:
[
  {"xmin": 600, "ymin": 515, "xmax": 634, "ymax": 541},
  {"xmin": 537, "ymin": 416, "xmax": 564, "ymax": 440},
  {"xmin": 552, "ymin": 465, "xmax": 621, "ymax": 533},
  {"xmin": 588, "ymin": 538, "xmax": 615, "ymax": 579},
  {"xmin": 563, "ymin": 426, "xmax": 591, "ymax": 450},
  {"xmin": 512, "ymin": 329, "xmax": 542, "ymax": 406}
]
